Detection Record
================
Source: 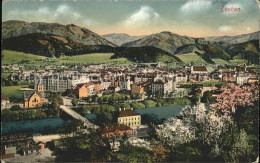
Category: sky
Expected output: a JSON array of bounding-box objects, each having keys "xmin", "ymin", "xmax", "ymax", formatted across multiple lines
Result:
[{"xmin": 2, "ymin": 0, "xmax": 259, "ymax": 37}]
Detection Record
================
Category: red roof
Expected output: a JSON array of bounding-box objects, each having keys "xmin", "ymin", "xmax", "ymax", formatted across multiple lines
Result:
[
  {"xmin": 1, "ymin": 94, "xmax": 9, "ymax": 101},
  {"xmin": 193, "ymin": 66, "xmax": 207, "ymax": 72},
  {"xmin": 102, "ymin": 124, "xmax": 132, "ymax": 133},
  {"xmin": 118, "ymin": 109, "xmax": 139, "ymax": 117}
]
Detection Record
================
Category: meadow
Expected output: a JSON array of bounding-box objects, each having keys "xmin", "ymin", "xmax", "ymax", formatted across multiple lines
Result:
[
  {"xmin": 2, "ymin": 85, "xmax": 29, "ymax": 102},
  {"xmin": 175, "ymin": 53, "xmax": 207, "ymax": 64}
]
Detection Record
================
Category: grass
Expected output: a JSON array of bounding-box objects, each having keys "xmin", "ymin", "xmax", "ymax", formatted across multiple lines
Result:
[
  {"xmin": 2, "ymin": 50, "xmax": 46, "ymax": 65},
  {"xmin": 2, "ymin": 50, "xmax": 133, "ymax": 66},
  {"xmin": 1, "ymin": 72, "xmax": 11, "ymax": 79},
  {"xmin": 229, "ymin": 59, "xmax": 248, "ymax": 65},
  {"xmin": 212, "ymin": 59, "xmax": 230, "ymax": 65},
  {"xmin": 2, "ymin": 85, "xmax": 30, "ymax": 102},
  {"xmin": 176, "ymin": 53, "xmax": 207, "ymax": 64},
  {"xmin": 56, "ymin": 53, "xmax": 134, "ymax": 66}
]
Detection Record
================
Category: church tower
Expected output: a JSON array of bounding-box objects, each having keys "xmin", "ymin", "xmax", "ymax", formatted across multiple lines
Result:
[{"xmin": 37, "ymin": 84, "xmax": 44, "ymax": 92}]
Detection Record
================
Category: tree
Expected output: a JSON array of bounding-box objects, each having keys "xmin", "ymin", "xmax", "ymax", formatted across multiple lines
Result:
[
  {"xmin": 201, "ymin": 91, "xmax": 214, "ymax": 104},
  {"xmin": 10, "ymin": 105, "xmax": 22, "ymax": 111},
  {"xmin": 156, "ymin": 105, "xmax": 232, "ymax": 161},
  {"xmin": 116, "ymin": 142, "xmax": 152, "ymax": 162},
  {"xmin": 152, "ymin": 144, "xmax": 167, "ymax": 162},
  {"xmin": 53, "ymin": 130, "xmax": 111, "ymax": 162},
  {"xmin": 71, "ymin": 95, "xmax": 78, "ymax": 106},
  {"xmin": 211, "ymin": 83, "xmax": 259, "ymax": 115},
  {"xmin": 52, "ymin": 93, "xmax": 64, "ymax": 108}
]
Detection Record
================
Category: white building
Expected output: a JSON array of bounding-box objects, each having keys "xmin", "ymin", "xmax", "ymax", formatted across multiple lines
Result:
[
  {"xmin": 1, "ymin": 94, "xmax": 10, "ymax": 110},
  {"xmin": 152, "ymin": 80, "xmax": 173, "ymax": 96}
]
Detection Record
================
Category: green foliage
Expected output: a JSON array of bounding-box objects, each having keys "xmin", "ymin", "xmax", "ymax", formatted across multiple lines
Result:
[
  {"xmin": 1, "ymin": 85, "xmax": 29, "ymax": 102},
  {"xmin": 116, "ymin": 142, "xmax": 152, "ymax": 163},
  {"xmin": 143, "ymin": 100, "xmax": 157, "ymax": 108},
  {"xmin": 53, "ymin": 130, "xmax": 111, "ymax": 162},
  {"xmin": 201, "ymin": 91, "xmax": 215, "ymax": 104},
  {"xmin": 10, "ymin": 105, "xmax": 22, "ymax": 111},
  {"xmin": 131, "ymin": 102, "xmax": 146, "ymax": 109},
  {"xmin": 71, "ymin": 95, "xmax": 78, "ymax": 106},
  {"xmin": 51, "ymin": 93, "xmax": 64, "ymax": 108}
]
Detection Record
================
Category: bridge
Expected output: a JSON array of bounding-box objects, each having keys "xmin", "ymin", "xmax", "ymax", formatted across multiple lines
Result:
[{"xmin": 60, "ymin": 105, "xmax": 98, "ymax": 129}]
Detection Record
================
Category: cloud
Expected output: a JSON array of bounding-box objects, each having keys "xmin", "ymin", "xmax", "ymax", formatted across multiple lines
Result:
[
  {"xmin": 124, "ymin": 6, "xmax": 159, "ymax": 26},
  {"xmin": 180, "ymin": 0, "xmax": 212, "ymax": 14},
  {"xmin": 218, "ymin": 25, "xmax": 232, "ymax": 32},
  {"xmin": 5, "ymin": 4, "xmax": 94, "ymax": 27}
]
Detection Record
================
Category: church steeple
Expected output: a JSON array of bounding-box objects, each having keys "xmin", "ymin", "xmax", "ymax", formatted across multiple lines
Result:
[{"xmin": 37, "ymin": 84, "xmax": 44, "ymax": 92}]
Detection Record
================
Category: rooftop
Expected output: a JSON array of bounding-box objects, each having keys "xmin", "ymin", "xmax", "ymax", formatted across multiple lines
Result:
[
  {"xmin": 193, "ymin": 66, "xmax": 207, "ymax": 72},
  {"xmin": 118, "ymin": 109, "xmax": 139, "ymax": 117},
  {"xmin": 102, "ymin": 124, "xmax": 132, "ymax": 133}
]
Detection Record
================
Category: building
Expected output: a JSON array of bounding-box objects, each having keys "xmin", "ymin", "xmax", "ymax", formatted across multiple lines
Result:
[
  {"xmin": 248, "ymin": 78, "xmax": 259, "ymax": 84},
  {"xmin": 74, "ymin": 83, "xmax": 89, "ymax": 98},
  {"xmin": 1, "ymin": 131, "xmax": 34, "ymax": 159},
  {"xmin": 118, "ymin": 109, "xmax": 141, "ymax": 128},
  {"xmin": 131, "ymin": 82, "xmax": 150, "ymax": 95},
  {"xmin": 236, "ymin": 74, "xmax": 249, "ymax": 85},
  {"xmin": 152, "ymin": 79, "xmax": 173, "ymax": 96},
  {"xmin": 101, "ymin": 124, "xmax": 133, "ymax": 138},
  {"xmin": 131, "ymin": 83, "xmax": 144, "ymax": 95},
  {"xmin": 34, "ymin": 75, "xmax": 73, "ymax": 92},
  {"xmin": 118, "ymin": 78, "xmax": 131, "ymax": 91},
  {"xmin": 1, "ymin": 94, "xmax": 10, "ymax": 110},
  {"xmin": 24, "ymin": 84, "xmax": 45, "ymax": 109},
  {"xmin": 175, "ymin": 74, "xmax": 188, "ymax": 83},
  {"xmin": 191, "ymin": 66, "xmax": 208, "ymax": 74}
]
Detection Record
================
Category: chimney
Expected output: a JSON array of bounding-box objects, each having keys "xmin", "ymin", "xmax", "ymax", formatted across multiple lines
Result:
[
  {"xmin": 131, "ymin": 108, "xmax": 133, "ymax": 110},
  {"xmin": 123, "ymin": 108, "xmax": 125, "ymax": 110},
  {"xmin": 119, "ymin": 108, "xmax": 121, "ymax": 112}
]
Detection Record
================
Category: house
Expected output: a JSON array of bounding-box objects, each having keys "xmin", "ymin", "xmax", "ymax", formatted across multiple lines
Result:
[
  {"xmin": 236, "ymin": 74, "xmax": 249, "ymax": 85},
  {"xmin": 24, "ymin": 84, "xmax": 45, "ymax": 109},
  {"xmin": 118, "ymin": 109, "xmax": 141, "ymax": 128},
  {"xmin": 131, "ymin": 82, "xmax": 150, "ymax": 95},
  {"xmin": 152, "ymin": 79, "xmax": 173, "ymax": 97},
  {"xmin": 74, "ymin": 83, "xmax": 89, "ymax": 98},
  {"xmin": 248, "ymin": 78, "xmax": 259, "ymax": 84},
  {"xmin": 191, "ymin": 66, "xmax": 207, "ymax": 74},
  {"xmin": 101, "ymin": 124, "xmax": 133, "ymax": 138},
  {"xmin": 221, "ymin": 72, "xmax": 236, "ymax": 82},
  {"xmin": 1, "ymin": 94, "xmax": 10, "ymax": 110},
  {"xmin": 175, "ymin": 74, "xmax": 188, "ymax": 83}
]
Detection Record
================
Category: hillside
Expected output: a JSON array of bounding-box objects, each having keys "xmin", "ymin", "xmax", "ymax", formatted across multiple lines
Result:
[
  {"xmin": 122, "ymin": 31, "xmax": 196, "ymax": 54},
  {"xmin": 2, "ymin": 20, "xmax": 116, "ymax": 47},
  {"xmin": 203, "ymin": 31, "xmax": 259, "ymax": 44},
  {"xmin": 112, "ymin": 46, "xmax": 183, "ymax": 63},
  {"xmin": 225, "ymin": 40, "xmax": 259, "ymax": 64},
  {"xmin": 2, "ymin": 33, "xmax": 114, "ymax": 57},
  {"xmin": 102, "ymin": 33, "xmax": 145, "ymax": 46}
]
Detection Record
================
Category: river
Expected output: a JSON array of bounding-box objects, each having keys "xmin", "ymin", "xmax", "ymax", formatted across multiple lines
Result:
[{"xmin": 2, "ymin": 104, "xmax": 188, "ymax": 134}]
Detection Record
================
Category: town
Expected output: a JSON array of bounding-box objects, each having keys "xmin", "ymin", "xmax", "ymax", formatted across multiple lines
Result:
[{"xmin": 1, "ymin": 62, "xmax": 259, "ymax": 161}]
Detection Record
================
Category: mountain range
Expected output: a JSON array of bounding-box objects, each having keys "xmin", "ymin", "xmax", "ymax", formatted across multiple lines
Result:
[
  {"xmin": 2, "ymin": 20, "xmax": 259, "ymax": 64},
  {"xmin": 102, "ymin": 33, "xmax": 145, "ymax": 46}
]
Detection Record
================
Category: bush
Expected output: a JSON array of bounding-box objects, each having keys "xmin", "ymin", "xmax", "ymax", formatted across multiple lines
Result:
[
  {"xmin": 131, "ymin": 102, "xmax": 145, "ymax": 109},
  {"xmin": 143, "ymin": 100, "xmax": 157, "ymax": 108}
]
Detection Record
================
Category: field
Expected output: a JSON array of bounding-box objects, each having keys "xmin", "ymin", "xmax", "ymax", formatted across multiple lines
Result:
[
  {"xmin": 229, "ymin": 59, "xmax": 248, "ymax": 65},
  {"xmin": 2, "ymin": 85, "xmax": 30, "ymax": 102},
  {"xmin": 2, "ymin": 50, "xmax": 46, "ymax": 65},
  {"xmin": 1, "ymin": 72, "xmax": 11, "ymax": 79},
  {"xmin": 212, "ymin": 59, "xmax": 230, "ymax": 65},
  {"xmin": 56, "ymin": 53, "xmax": 134, "ymax": 66},
  {"xmin": 176, "ymin": 53, "xmax": 207, "ymax": 64},
  {"xmin": 2, "ymin": 50, "xmax": 133, "ymax": 66}
]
